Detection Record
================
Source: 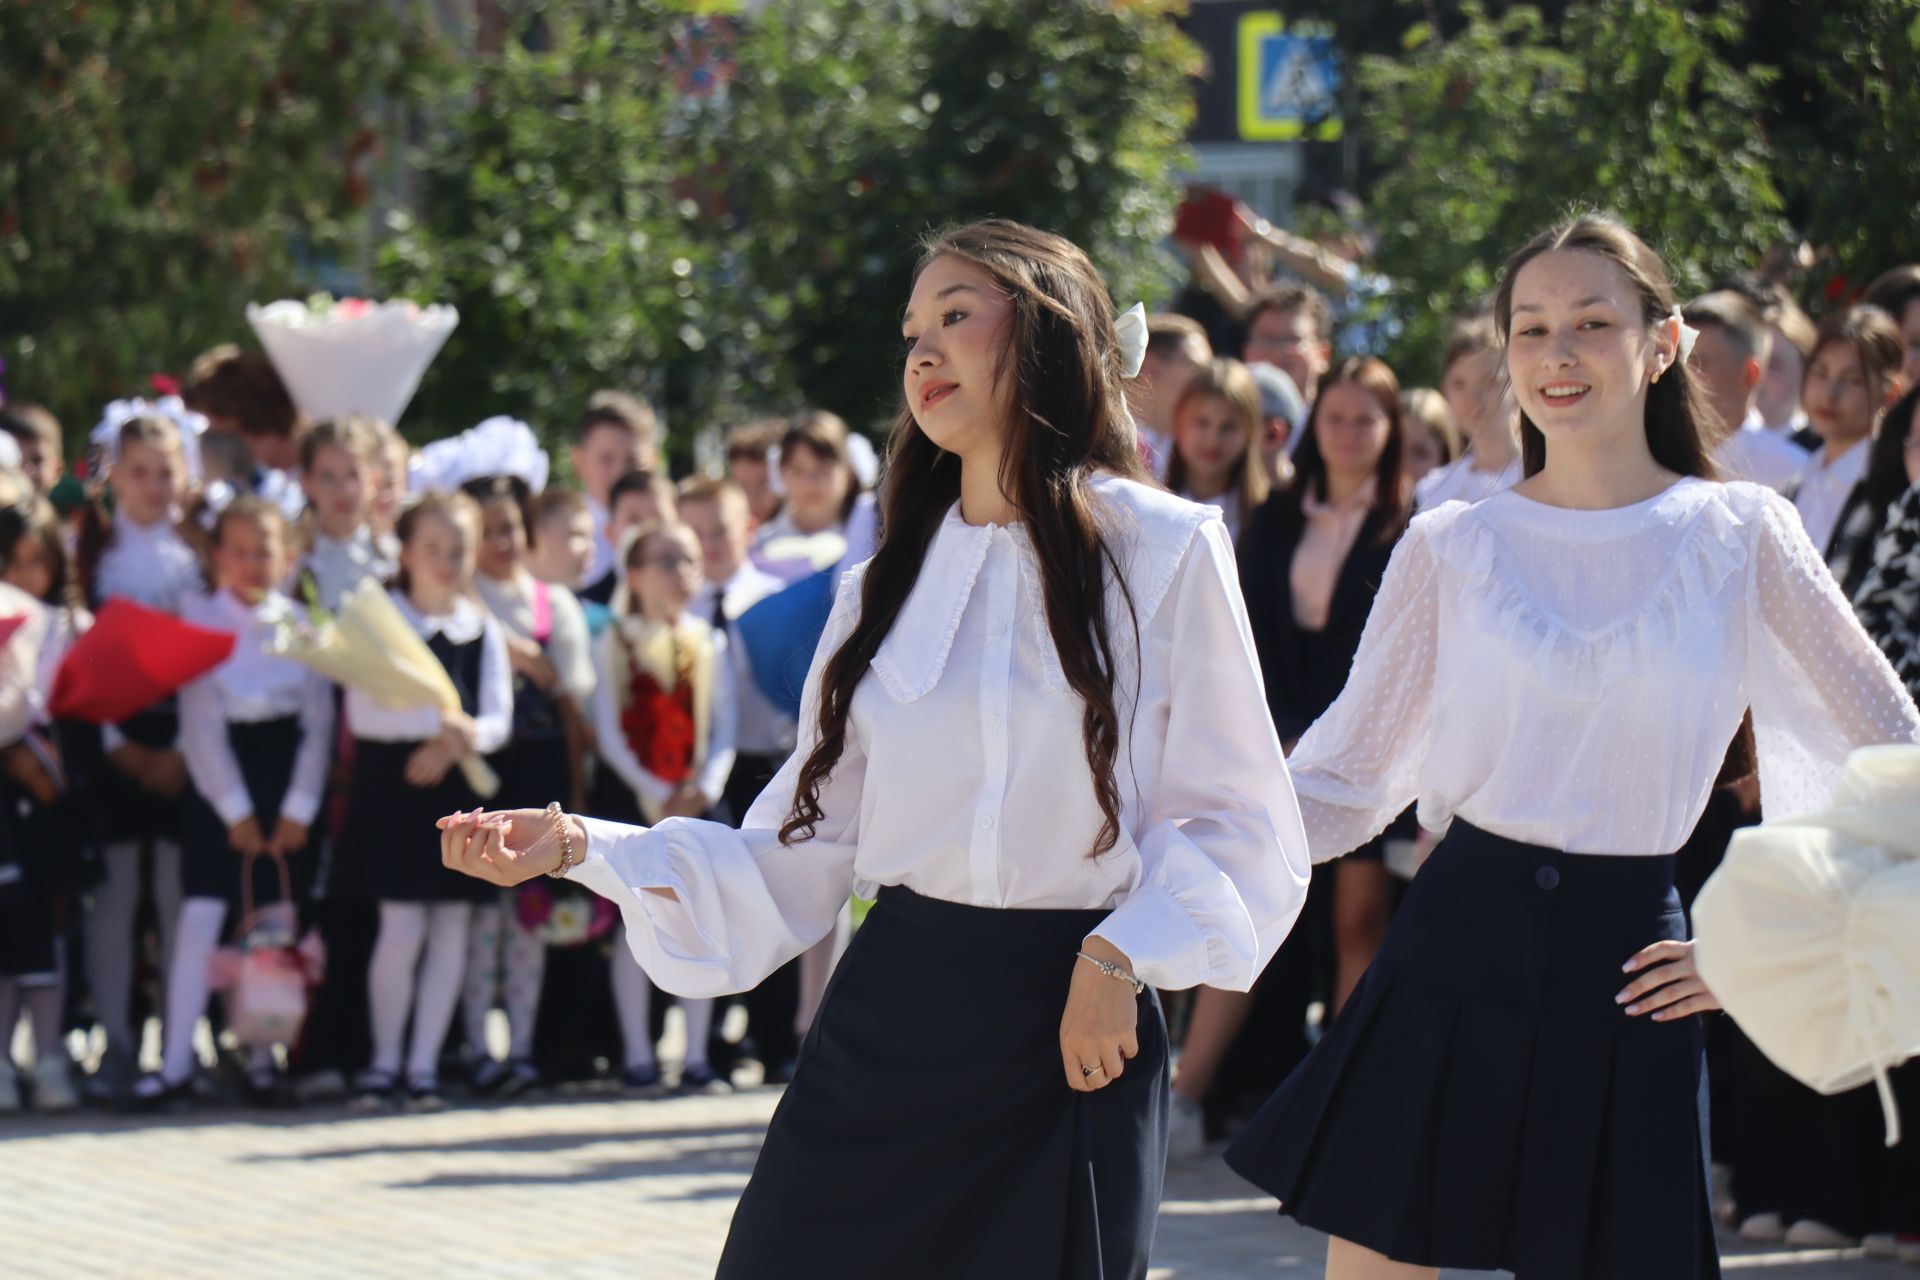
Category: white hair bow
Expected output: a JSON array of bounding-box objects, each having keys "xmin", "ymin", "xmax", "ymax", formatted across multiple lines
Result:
[
  {"xmin": 1115, "ymin": 302, "xmax": 1148, "ymax": 379},
  {"xmin": 1669, "ymin": 305, "xmax": 1700, "ymax": 364}
]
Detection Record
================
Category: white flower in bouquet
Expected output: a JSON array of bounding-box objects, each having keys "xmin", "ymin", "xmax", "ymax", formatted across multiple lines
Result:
[{"xmin": 246, "ymin": 295, "xmax": 458, "ymax": 428}]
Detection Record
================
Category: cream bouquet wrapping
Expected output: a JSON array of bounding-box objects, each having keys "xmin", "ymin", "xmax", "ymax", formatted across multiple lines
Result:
[
  {"xmin": 1695, "ymin": 744, "xmax": 1920, "ymax": 1144},
  {"xmin": 269, "ymin": 577, "xmax": 499, "ymax": 798},
  {"xmin": 246, "ymin": 296, "xmax": 458, "ymax": 426}
]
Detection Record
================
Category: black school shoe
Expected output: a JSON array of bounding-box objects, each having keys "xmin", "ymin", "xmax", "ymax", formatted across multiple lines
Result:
[
  {"xmin": 349, "ymin": 1068, "xmax": 400, "ymax": 1112},
  {"xmin": 404, "ymin": 1073, "xmax": 447, "ymax": 1112},
  {"xmin": 124, "ymin": 1073, "xmax": 193, "ymax": 1115}
]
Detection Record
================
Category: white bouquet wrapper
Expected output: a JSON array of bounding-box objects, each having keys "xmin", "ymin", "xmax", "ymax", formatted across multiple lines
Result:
[
  {"xmin": 246, "ymin": 297, "xmax": 458, "ymax": 427},
  {"xmin": 1694, "ymin": 744, "xmax": 1920, "ymax": 1145}
]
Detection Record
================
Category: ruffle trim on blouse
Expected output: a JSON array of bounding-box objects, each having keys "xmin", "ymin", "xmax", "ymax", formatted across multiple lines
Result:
[
  {"xmin": 869, "ymin": 526, "xmax": 990, "ymax": 703},
  {"xmin": 1424, "ymin": 486, "xmax": 1755, "ymax": 703}
]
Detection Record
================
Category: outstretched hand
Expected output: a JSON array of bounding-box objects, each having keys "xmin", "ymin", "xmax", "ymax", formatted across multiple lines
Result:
[{"xmin": 438, "ymin": 808, "xmax": 571, "ymax": 886}]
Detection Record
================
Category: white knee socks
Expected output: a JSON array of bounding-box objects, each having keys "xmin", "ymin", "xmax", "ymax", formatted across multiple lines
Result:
[
  {"xmin": 159, "ymin": 898, "xmax": 227, "ymax": 1085},
  {"xmin": 610, "ymin": 925, "xmax": 711, "ymax": 1072},
  {"xmin": 85, "ymin": 841, "xmax": 181, "ymax": 1058}
]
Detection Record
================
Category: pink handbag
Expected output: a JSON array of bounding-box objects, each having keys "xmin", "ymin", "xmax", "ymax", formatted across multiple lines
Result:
[{"xmin": 213, "ymin": 853, "xmax": 320, "ymax": 1049}]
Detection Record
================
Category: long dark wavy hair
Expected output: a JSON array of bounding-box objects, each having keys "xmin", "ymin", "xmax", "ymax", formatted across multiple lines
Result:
[
  {"xmin": 779, "ymin": 219, "xmax": 1151, "ymax": 857},
  {"xmin": 1492, "ymin": 213, "xmax": 1719, "ymax": 481}
]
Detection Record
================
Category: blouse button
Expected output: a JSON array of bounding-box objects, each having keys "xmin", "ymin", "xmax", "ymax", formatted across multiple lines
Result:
[
  {"xmin": 979, "ymin": 814, "xmax": 995, "ymax": 830},
  {"xmin": 986, "ymin": 713, "xmax": 1002, "ymax": 728}
]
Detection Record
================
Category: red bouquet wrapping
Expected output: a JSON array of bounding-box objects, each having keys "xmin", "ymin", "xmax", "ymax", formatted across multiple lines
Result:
[
  {"xmin": 621, "ymin": 669, "xmax": 696, "ymax": 785},
  {"xmin": 50, "ymin": 598, "xmax": 236, "ymax": 724}
]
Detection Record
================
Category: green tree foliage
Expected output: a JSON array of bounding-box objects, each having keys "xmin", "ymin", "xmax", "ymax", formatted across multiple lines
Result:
[
  {"xmin": 717, "ymin": 0, "xmax": 1202, "ymax": 428},
  {"xmin": 0, "ymin": 1, "xmax": 437, "ymax": 436},
  {"xmin": 1356, "ymin": 1, "xmax": 1785, "ymax": 377},
  {"xmin": 385, "ymin": 0, "xmax": 1201, "ymax": 444},
  {"xmin": 1776, "ymin": 0, "xmax": 1920, "ymax": 290},
  {"xmin": 377, "ymin": 2, "xmax": 727, "ymax": 441}
]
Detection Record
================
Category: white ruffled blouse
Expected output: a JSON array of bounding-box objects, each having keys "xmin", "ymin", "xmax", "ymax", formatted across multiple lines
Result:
[
  {"xmin": 1293, "ymin": 478, "xmax": 1920, "ymax": 861},
  {"xmin": 568, "ymin": 475, "xmax": 1312, "ymax": 997}
]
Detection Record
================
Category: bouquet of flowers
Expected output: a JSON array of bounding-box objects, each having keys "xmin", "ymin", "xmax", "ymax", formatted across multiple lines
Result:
[
  {"xmin": 49, "ymin": 598, "xmax": 235, "ymax": 724},
  {"xmin": 268, "ymin": 578, "xmax": 499, "ymax": 798},
  {"xmin": 246, "ymin": 295, "xmax": 458, "ymax": 427}
]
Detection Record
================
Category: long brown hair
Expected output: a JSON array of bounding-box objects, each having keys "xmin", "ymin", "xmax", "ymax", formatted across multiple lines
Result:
[
  {"xmin": 1286, "ymin": 356, "xmax": 1412, "ymax": 545},
  {"xmin": 780, "ymin": 219, "xmax": 1150, "ymax": 857},
  {"xmin": 1166, "ymin": 358, "xmax": 1271, "ymax": 518},
  {"xmin": 1492, "ymin": 213, "xmax": 1718, "ymax": 480}
]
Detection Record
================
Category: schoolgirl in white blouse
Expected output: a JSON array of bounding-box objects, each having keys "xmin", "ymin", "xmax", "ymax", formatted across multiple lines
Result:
[
  {"xmin": 1225, "ymin": 213, "xmax": 1920, "ymax": 1280},
  {"xmin": 78, "ymin": 411, "xmax": 205, "ymax": 1100},
  {"xmin": 440, "ymin": 219, "xmax": 1310, "ymax": 1278},
  {"xmin": 133, "ymin": 499, "xmax": 334, "ymax": 1110}
]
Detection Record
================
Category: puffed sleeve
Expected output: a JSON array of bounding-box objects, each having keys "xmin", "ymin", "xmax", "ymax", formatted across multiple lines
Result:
[
  {"xmin": 566, "ymin": 569, "xmax": 868, "ymax": 997},
  {"xmin": 1852, "ymin": 485, "xmax": 1920, "ymax": 703},
  {"xmin": 1087, "ymin": 520, "xmax": 1311, "ymax": 991},
  {"xmin": 1748, "ymin": 490, "xmax": 1920, "ymax": 819},
  {"xmin": 1285, "ymin": 515, "xmax": 1442, "ymax": 861}
]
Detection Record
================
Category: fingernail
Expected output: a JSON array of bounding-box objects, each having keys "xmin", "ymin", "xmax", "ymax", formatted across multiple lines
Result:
[
  {"xmin": 1621, "ymin": 960, "xmax": 1635, "ymax": 972},
  {"xmin": 1614, "ymin": 991, "xmax": 1629, "ymax": 1004},
  {"xmin": 1625, "ymin": 1004, "xmax": 1640, "ymax": 1015}
]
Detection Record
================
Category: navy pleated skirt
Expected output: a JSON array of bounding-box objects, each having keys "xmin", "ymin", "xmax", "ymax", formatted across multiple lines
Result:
[
  {"xmin": 717, "ymin": 885, "xmax": 1169, "ymax": 1280},
  {"xmin": 1225, "ymin": 820, "xmax": 1718, "ymax": 1279}
]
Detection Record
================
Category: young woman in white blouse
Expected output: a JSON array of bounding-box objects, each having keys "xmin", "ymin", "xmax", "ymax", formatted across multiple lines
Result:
[
  {"xmin": 1224, "ymin": 213, "xmax": 1920, "ymax": 1279},
  {"xmin": 439, "ymin": 219, "xmax": 1310, "ymax": 1277}
]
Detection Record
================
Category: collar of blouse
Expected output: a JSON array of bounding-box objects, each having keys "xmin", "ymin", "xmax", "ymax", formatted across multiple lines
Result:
[{"xmin": 870, "ymin": 473, "xmax": 1212, "ymax": 704}]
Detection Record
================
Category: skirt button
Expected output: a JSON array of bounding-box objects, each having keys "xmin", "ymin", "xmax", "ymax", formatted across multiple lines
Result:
[{"xmin": 1535, "ymin": 865, "xmax": 1561, "ymax": 891}]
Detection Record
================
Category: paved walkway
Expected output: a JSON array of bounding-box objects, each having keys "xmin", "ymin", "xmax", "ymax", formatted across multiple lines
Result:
[{"xmin": 4, "ymin": 1084, "xmax": 1910, "ymax": 1278}]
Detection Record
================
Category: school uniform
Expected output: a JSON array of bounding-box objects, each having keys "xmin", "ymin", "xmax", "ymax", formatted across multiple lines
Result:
[
  {"xmin": 562, "ymin": 476, "xmax": 1311, "ymax": 1277},
  {"xmin": 1224, "ymin": 479, "xmax": 1920, "ymax": 1277},
  {"xmin": 0, "ymin": 587, "xmax": 54, "ymax": 980},
  {"xmin": 476, "ymin": 571, "xmax": 592, "ymax": 811},
  {"xmin": 91, "ymin": 513, "xmax": 205, "ymax": 843},
  {"xmin": 176, "ymin": 589, "xmax": 335, "ymax": 910},
  {"xmin": 337, "ymin": 593, "xmax": 511, "ymax": 905},
  {"xmin": 1791, "ymin": 437, "xmax": 1871, "ymax": 566}
]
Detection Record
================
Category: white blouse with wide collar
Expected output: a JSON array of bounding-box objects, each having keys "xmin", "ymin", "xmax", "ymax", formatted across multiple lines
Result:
[{"xmin": 571, "ymin": 473, "xmax": 1311, "ymax": 997}]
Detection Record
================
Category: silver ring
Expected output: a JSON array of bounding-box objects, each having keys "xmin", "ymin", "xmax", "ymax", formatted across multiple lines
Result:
[{"xmin": 1081, "ymin": 1064, "xmax": 1104, "ymax": 1078}]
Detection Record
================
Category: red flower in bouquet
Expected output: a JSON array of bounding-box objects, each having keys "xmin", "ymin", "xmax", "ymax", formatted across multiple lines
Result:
[{"xmin": 622, "ymin": 669, "xmax": 696, "ymax": 784}]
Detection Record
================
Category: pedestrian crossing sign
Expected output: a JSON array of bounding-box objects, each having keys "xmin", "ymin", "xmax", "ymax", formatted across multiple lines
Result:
[{"xmin": 1237, "ymin": 12, "xmax": 1343, "ymax": 142}]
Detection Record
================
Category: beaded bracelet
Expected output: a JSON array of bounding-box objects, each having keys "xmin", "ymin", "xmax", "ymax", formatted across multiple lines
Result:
[
  {"xmin": 1076, "ymin": 950, "xmax": 1146, "ymax": 995},
  {"xmin": 542, "ymin": 802, "xmax": 579, "ymax": 879}
]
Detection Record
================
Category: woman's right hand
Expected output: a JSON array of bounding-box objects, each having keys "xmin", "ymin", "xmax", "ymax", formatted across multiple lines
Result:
[
  {"xmin": 438, "ymin": 709, "xmax": 478, "ymax": 755},
  {"xmin": 438, "ymin": 808, "xmax": 571, "ymax": 886}
]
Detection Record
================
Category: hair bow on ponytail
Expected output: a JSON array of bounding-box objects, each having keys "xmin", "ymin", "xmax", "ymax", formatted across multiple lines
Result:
[
  {"xmin": 1114, "ymin": 302, "xmax": 1148, "ymax": 379},
  {"xmin": 1669, "ymin": 305, "xmax": 1700, "ymax": 364}
]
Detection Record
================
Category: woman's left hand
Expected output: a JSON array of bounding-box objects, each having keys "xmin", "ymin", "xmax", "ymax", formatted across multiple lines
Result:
[
  {"xmin": 1617, "ymin": 939, "xmax": 1721, "ymax": 1022},
  {"xmin": 1059, "ymin": 936, "xmax": 1140, "ymax": 1093}
]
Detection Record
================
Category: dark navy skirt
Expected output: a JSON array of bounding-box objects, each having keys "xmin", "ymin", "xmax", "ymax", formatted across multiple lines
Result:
[
  {"xmin": 1225, "ymin": 821, "xmax": 1718, "ymax": 1279},
  {"xmin": 181, "ymin": 717, "xmax": 317, "ymax": 909},
  {"xmin": 717, "ymin": 886, "xmax": 1169, "ymax": 1280}
]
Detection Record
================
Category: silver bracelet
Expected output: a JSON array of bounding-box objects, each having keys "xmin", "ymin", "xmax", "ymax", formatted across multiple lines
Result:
[{"xmin": 1076, "ymin": 950, "xmax": 1146, "ymax": 995}]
